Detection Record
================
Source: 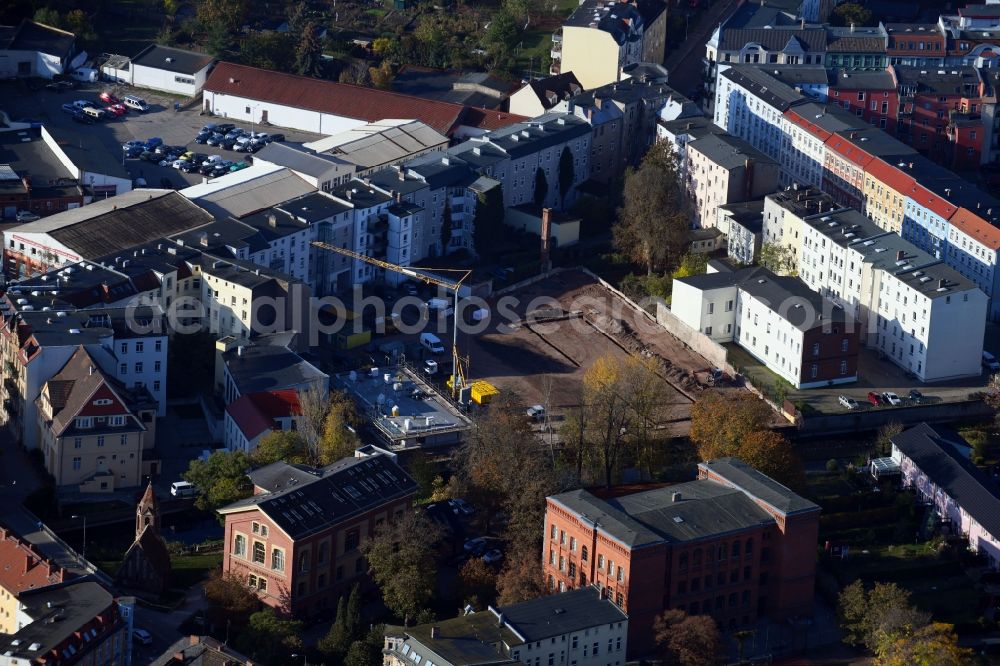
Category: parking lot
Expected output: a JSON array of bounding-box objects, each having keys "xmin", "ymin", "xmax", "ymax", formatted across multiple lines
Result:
[{"xmin": 1, "ymin": 79, "xmax": 324, "ymax": 190}]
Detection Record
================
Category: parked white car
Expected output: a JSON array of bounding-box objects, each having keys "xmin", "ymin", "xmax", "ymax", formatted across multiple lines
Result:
[
  {"xmin": 881, "ymin": 392, "xmax": 902, "ymax": 406},
  {"xmin": 838, "ymin": 395, "xmax": 859, "ymax": 410}
]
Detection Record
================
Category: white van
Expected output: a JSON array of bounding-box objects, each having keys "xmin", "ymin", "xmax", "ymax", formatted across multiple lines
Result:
[
  {"xmin": 123, "ymin": 95, "xmax": 149, "ymax": 113},
  {"xmin": 170, "ymin": 481, "xmax": 197, "ymax": 497},
  {"xmin": 82, "ymin": 106, "xmax": 105, "ymax": 121},
  {"xmin": 420, "ymin": 332, "xmax": 445, "ymax": 354},
  {"xmin": 70, "ymin": 67, "xmax": 98, "ymax": 83}
]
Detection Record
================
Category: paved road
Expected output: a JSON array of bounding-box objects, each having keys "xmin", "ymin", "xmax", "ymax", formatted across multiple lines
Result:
[
  {"xmin": 665, "ymin": 0, "xmax": 738, "ymax": 98},
  {"xmin": 133, "ymin": 585, "xmax": 211, "ymax": 660}
]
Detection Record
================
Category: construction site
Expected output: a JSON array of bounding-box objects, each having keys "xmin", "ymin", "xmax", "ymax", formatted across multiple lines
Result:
[{"xmin": 463, "ymin": 268, "xmax": 718, "ymax": 438}]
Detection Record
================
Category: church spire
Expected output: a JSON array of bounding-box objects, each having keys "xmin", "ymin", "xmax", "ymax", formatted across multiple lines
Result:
[{"xmin": 136, "ymin": 481, "xmax": 160, "ymax": 538}]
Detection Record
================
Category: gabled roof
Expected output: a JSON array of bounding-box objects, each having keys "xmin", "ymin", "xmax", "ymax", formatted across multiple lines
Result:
[
  {"xmin": 219, "ymin": 455, "xmax": 418, "ymax": 539},
  {"xmin": 720, "ymin": 67, "xmax": 804, "ymax": 111},
  {"xmin": 43, "ymin": 346, "xmax": 144, "ymax": 437},
  {"xmin": 498, "ymin": 586, "xmax": 627, "ymax": 641},
  {"xmin": 225, "ymin": 389, "xmax": 301, "ymax": 440},
  {"xmin": 699, "ymin": 458, "xmax": 817, "ymax": 515},
  {"xmin": 0, "ymin": 525, "xmax": 65, "ymax": 598},
  {"xmin": 950, "ymin": 207, "xmax": 1000, "ymax": 251},
  {"xmin": 719, "ymin": 27, "xmax": 827, "ymax": 52},
  {"xmin": 203, "ymin": 62, "xmax": 523, "ymax": 136},
  {"xmin": 131, "ymin": 44, "xmax": 215, "ymax": 75},
  {"xmin": 2, "ymin": 20, "xmax": 75, "ymax": 59},
  {"xmin": 892, "ymin": 423, "xmax": 1000, "ymax": 540},
  {"xmin": 521, "ymin": 72, "xmax": 583, "ymax": 110}
]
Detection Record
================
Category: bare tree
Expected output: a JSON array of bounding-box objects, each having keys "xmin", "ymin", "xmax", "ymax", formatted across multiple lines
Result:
[{"xmin": 296, "ymin": 385, "xmax": 329, "ymax": 461}]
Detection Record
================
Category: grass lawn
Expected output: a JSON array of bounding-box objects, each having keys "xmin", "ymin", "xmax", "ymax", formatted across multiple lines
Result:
[
  {"xmin": 512, "ymin": 0, "xmax": 581, "ymax": 76},
  {"xmin": 171, "ymin": 552, "xmax": 223, "ymax": 589}
]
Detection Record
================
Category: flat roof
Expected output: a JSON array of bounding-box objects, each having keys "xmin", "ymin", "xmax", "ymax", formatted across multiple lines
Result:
[
  {"xmin": 131, "ymin": 44, "xmax": 215, "ymax": 75},
  {"xmin": 335, "ymin": 366, "xmax": 472, "ymax": 446},
  {"xmin": 0, "ymin": 128, "xmax": 78, "ymax": 198}
]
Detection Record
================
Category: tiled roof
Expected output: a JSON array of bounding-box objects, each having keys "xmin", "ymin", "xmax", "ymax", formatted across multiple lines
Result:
[
  {"xmin": 951, "ymin": 207, "xmax": 1000, "ymax": 251},
  {"xmin": 204, "ymin": 62, "xmax": 523, "ymax": 136},
  {"xmin": 0, "ymin": 525, "xmax": 65, "ymax": 597},
  {"xmin": 225, "ymin": 389, "xmax": 301, "ymax": 440},
  {"xmin": 719, "ymin": 28, "xmax": 827, "ymax": 52},
  {"xmin": 863, "ymin": 157, "xmax": 916, "ymax": 192}
]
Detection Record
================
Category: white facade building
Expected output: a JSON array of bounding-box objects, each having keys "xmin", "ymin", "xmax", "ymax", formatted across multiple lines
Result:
[{"xmin": 127, "ymin": 44, "xmax": 216, "ymax": 96}]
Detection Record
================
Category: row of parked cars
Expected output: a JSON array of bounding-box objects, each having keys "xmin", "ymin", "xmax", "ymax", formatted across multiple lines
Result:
[
  {"xmin": 193, "ymin": 123, "xmax": 284, "ymax": 153},
  {"xmin": 839, "ymin": 390, "xmax": 922, "ymax": 410},
  {"xmin": 122, "ymin": 138, "xmax": 250, "ymax": 177},
  {"xmin": 59, "ymin": 92, "xmax": 149, "ymax": 124}
]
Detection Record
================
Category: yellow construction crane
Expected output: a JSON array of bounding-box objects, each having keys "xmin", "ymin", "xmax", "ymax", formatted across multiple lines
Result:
[{"xmin": 311, "ymin": 241, "xmax": 472, "ymax": 397}]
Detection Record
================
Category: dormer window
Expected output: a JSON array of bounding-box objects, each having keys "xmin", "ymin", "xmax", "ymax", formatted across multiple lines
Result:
[
  {"xmin": 76, "ymin": 417, "xmax": 93, "ymax": 429},
  {"xmin": 92, "ymin": 399, "xmax": 112, "ymax": 406},
  {"xmin": 111, "ymin": 415, "xmax": 125, "ymax": 427}
]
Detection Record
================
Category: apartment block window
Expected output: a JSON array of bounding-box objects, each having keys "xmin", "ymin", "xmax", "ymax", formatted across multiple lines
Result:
[
  {"xmin": 840, "ymin": 360, "xmax": 848, "ymax": 375},
  {"xmin": 551, "ymin": 525, "xmax": 557, "ymax": 539},
  {"xmin": 811, "ymin": 364, "xmax": 819, "ymax": 378},
  {"xmin": 812, "ymin": 343, "xmax": 820, "ymax": 356},
  {"xmin": 569, "ymin": 537, "xmax": 576, "ymax": 551},
  {"xmin": 345, "ymin": 529, "xmax": 360, "ymax": 551},
  {"xmin": 705, "ymin": 326, "xmax": 713, "ymax": 336},
  {"xmin": 72, "ymin": 457, "xmax": 81, "ymax": 471},
  {"xmin": 560, "ymin": 530, "xmax": 566, "ymax": 545},
  {"xmin": 120, "ymin": 343, "xmax": 128, "ymax": 354},
  {"xmin": 841, "ymin": 338, "xmax": 849, "ymax": 352},
  {"xmin": 252, "ymin": 542, "xmax": 265, "ymax": 564},
  {"xmin": 155, "ymin": 340, "xmax": 162, "ymax": 352},
  {"xmin": 135, "ymin": 362, "xmax": 143, "ymax": 373},
  {"xmin": 97, "ymin": 436, "xmax": 105, "ymax": 447},
  {"xmin": 598, "ymin": 554, "xmax": 605, "ymax": 569},
  {"xmin": 708, "ymin": 302, "xmax": 714, "ymax": 314},
  {"xmin": 581, "ymin": 546, "xmax": 588, "ymax": 561},
  {"xmin": 725, "ymin": 300, "xmax": 733, "ymax": 311},
  {"xmin": 73, "ymin": 437, "xmax": 82, "ymax": 449},
  {"xmin": 234, "ymin": 535, "xmax": 247, "ymax": 557}
]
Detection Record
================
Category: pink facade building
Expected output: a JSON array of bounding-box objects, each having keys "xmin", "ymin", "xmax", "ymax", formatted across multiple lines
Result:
[{"xmin": 892, "ymin": 423, "xmax": 1000, "ymax": 567}]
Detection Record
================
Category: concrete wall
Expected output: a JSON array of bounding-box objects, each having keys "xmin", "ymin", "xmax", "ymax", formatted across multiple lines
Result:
[
  {"xmin": 202, "ymin": 91, "xmax": 367, "ymax": 135},
  {"xmin": 798, "ymin": 399, "xmax": 993, "ymax": 436},
  {"xmin": 132, "ymin": 63, "xmax": 201, "ymax": 97},
  {"xmin": 655, "ymin": 302, "xmax": 729, "ymax": 369},
  {"xmin": 560, "ymin": 27, "xmax": 621, "ymax": 90}
]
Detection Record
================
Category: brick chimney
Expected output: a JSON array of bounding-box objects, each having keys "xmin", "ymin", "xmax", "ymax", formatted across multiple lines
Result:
[{"xmin": 540, "ymin": 208, "xmax": 552, "ymax": 271}]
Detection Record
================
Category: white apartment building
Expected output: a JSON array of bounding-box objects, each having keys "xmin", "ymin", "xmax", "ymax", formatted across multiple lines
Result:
[
  {"xmin": 796, "ymin": 209, "xmax": 987, "ymax": 381},
  {"xmin": 762, "ymin": 186, "xmax": 844, "ymax": 269},
  {"xmin": 673, "ymin": 264, "xmax": 860, "ymax": 389},
  {"xmin": 714, "ymin": 67, "xmax": 801, "ymax": 163},
  {"xmin": 780, "ymin": 102, "xmax": 863, "ymax": 189}
]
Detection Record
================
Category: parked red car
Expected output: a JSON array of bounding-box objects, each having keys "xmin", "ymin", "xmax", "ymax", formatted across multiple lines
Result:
[
  {"xmin": 867, "ymin": 391, "xmax": 882, "ymax": 407},
  {"xmin": 99, "ymin": 91, "xmax": 121, "ymax": 105},
  {"xmin": 104, "ymin": 103, "xmax": 127, "ymax": 117}
]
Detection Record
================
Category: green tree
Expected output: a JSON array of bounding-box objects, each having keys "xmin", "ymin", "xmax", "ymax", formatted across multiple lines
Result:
[
  {"xmin": 64, "ymin": 10, "xmax": 96, "ymax": 46},
  {"xmin": 250, "ymin": 430, "xmax": 309, "ymax": 467},
  {"xmin": 33, "ymin": 8, "xmax": 62, "ymax": 27},
  {"xmin": 558, "ymin": 145, "xmax": 575, "ymax": 208},
  {"xmin": 831, "ymin": 2, "xmax": 874, "ymax": 27},
  {"xmin": 319, "ymin": 390, "xmax": 361, "ymax": 464},
  {"xmin": 319, "ymin": 593, "xmax": 354, "ymax": 656},
  {"xmin": 294, "ymin": 21, "xmax": 324, "ymax": 77},
  {"xmin": 361, "ymin": 510, "xmax": 442, "ymax": 625},
  {"xmin": 502, "ymin": 0, "xmax": 531, "ymax": 27},
  {"xmin": 472, "ymin": 183, "xmax": 505, "ymax": 260},
  {"xmin": 344, "ymin": 625, "xmax": 387, "ymax": 666},
  {"xmin": 240, "ymin": 31, "xmax": 295, "ymax": 71},
  {"xmin": 534, "ymin": 167, "xmax": 549, "ymax": 207},
  {"xmin": 237, "ymin": 609, "xmax": 303, "ymax": 663},
  {"xmin": 875, "ymin": 421, "xmax": 904, "ymax": 457},
  {"xmin": 758, "ymin": 242, "xmax": 797, "ymax": 275},
  {"xmin": 614, "ymin": 143, "xmax": 688, "ymax": 275},
  {"xmin": 183, "ymin": 450, "xmax": 251, "ymax": 512},
  {"xmin": 671, "ymin": 252, "xmax": 708, "ymax": 280},
  {"xmin": 879, "ymin": 622, "xmax": 971, "ymax": 666},
  {"xmin": 441, "ymin": 203, "xmax": 453, "ymax": 255},
  {"xmin": 838, "ymin": 580, "xmax": 930, "ymax": 656}
]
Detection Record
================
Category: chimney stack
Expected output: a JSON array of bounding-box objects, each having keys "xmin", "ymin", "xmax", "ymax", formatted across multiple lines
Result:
[
  {"xmin": 672, "ymin": 492, "xmax": 682, "ymax": 502},
  {"xmin": 540, "ymin": 208, "xmax": 553, "ymax": 272},
  {"xmin": 430, "ymin": 627, "xmax": 439, "ymax": 639},
  {"xmin": 938, "ymin": 278, "xmax": 946, "ymax": 289},
  {"xmin": 268, "ymin": 213, "xmax": 277, "ymax": 228}
]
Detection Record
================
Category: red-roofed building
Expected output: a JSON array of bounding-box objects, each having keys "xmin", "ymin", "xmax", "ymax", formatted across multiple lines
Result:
[
  {"xmin": 224, "ymin": 389, "xmax": 302, "ymax": 454},
  {"xmin": 0, "ymin": 525, "xmax": 65, "ymax": 633},
  {"xmin": 823, "ymin": 132, "xmax": 876, "ymax": 209},
  {"xmin": 202, "ymin": 62, "xmax": 526, "ymax": 139}
]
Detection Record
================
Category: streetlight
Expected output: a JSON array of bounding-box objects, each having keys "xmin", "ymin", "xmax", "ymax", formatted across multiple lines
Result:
[
  {"xmin": 71, "ymin": 515, "xmax": 87, "ymax": 561},
  {"xmin": 291, "ymin": 654, "xmax": 308, "ymax": 665}
]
